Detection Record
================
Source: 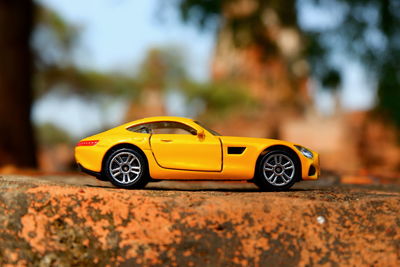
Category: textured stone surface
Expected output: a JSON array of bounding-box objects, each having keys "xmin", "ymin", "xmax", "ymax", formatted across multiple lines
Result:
[{"xmin": 0, "ymin": 175, "xmax": 399, "ymax": 266}]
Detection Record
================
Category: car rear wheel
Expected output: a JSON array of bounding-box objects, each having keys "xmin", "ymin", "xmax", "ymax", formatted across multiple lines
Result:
[
  {"xmin": 254, "ymin": 150, "xmax": 299, "ymax": 191},
  {"xmin": 104, "ymin": 148, "xmax": 148, "ymax": 189}
]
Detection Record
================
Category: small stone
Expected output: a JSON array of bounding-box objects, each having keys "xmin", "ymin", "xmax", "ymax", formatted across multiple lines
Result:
[{"xmin": 317, "ymin": 216, "xmax": 325, "ymax": 225}]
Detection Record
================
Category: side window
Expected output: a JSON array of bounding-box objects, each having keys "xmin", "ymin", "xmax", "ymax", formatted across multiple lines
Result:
[
  {"xmin": 152, "ymin": 122, "xmax": 197, "ymax": 135},
  {"xmin": 127, "ymin": 121, "xmax": 197, "ymax": 135}
]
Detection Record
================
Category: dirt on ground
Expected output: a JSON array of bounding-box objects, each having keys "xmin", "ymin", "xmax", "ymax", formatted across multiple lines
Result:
[{"xmin": 0, "ymin": 174, "xmax": 399, "ymax": 266}]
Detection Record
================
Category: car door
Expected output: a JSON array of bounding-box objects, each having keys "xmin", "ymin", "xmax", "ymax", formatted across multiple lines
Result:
[{"xmin": 149, "ymin": 122, "xmax": 222, "ymax": 171}]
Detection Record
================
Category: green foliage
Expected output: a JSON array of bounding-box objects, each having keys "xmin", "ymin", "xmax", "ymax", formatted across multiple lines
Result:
[
  {"xmin": 377, "ymin": 61, "xmax": 400, "ymax": 127},
  {"xmin": 136, "ymin": 47, "xmax": 187, "ymax": 91},
  {"xmin": 177, "ymin": 0, "xmax": 222, "ymax": 29},
  {"xmin": 177, "ymin": 0, "xmax": 297, "ymax": 49},
  {"xmin": 175, "ymin": 0, "xmax": 400, "ymax": 127},
  {"xmin": 33, "ymin": 5, "xmax": 140, "ymax": 99},
  {"xmin": 35, "ymin": 65, "xmax": 139, "ymax": 98},
  {"xmin": 304, "ymin": 0, "xmax": 400, "ymax": 126},
  {"xmin": 35, "ymin": 123, "xmax": 72, "ymax": 146},
  {"xmin": 183, "ymin": 79, "xmax": 257, "ymax": 118},
  {"xmin": 34, "ymin": 5, "xmax": 78, "ymax": 56},
  {"xmin": 321, "ymin": 69, "xmax": 341, "ymax": 91},
  {"xmin": 32, "ymin": 3, "xmax": 259, "ymax": 123}
]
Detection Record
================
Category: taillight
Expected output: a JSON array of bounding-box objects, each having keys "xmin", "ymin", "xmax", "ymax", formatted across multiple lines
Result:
[{"xmin": 76, "ymin": 140, "xmax": 99, "ymax": 147}]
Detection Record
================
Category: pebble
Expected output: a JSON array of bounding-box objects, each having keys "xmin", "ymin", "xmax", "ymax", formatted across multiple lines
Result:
[{"xmin": 317, "ymin": 216, "xmax": 326, "ymax": 225}]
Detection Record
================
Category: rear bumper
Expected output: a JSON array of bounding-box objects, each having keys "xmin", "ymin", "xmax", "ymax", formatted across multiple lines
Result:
[
  {"xmin": 77, "ymin": 163, "xmax": 102, "ymax": 178},
  {"xmin": 75, "ymin": 145, "xmax": 106, "ymax": 173}
]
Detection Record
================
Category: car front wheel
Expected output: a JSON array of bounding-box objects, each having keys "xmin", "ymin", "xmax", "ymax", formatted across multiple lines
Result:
[
  {"xmin": 104, "ymin": 148, "xmax": 148, "ymax": 189},
  {"xmin": 254, "ymin": 150, "xmax": 300, "ymax": 191}
]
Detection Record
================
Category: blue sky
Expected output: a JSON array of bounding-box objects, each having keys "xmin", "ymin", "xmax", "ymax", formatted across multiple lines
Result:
[
  {"xmin": 37, "ymin": 0, "xmax": 215, "ymax": 79},
  {"xmin": 33, "ymin": 0, "xmax": 216, "ymax": 138},
  {"xmin": 33, "ymin": 0, "xmax": 375, "ymax": 138}
]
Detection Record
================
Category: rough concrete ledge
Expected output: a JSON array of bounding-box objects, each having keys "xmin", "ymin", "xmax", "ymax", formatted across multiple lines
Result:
[{"xmin": 0, "ymin": 175, "xmax": 399, "ymax": 266}]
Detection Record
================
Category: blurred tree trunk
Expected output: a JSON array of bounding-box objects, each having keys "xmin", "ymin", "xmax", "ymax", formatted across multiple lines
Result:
[{"xmin": 0, "ymin": 0, "xmax": 36, "ymax": 167}]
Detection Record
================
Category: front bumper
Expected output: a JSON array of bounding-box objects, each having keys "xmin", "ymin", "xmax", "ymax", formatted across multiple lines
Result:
[{"xmin": 301, "ymin": 152, "xmax": 320, "ymax": 180}]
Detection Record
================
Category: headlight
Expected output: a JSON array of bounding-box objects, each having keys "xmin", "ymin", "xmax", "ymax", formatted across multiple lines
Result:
[{"xmin": 295, "ymin": 145, "xmax": 313, "ymax": 159}]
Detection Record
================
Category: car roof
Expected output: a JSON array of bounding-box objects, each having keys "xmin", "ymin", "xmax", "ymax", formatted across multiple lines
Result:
[{"xmin": 121, "ymin": 116, "xmax": 195, "ymax": 128}]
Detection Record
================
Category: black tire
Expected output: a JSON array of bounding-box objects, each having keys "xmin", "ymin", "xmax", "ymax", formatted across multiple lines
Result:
[
  {"xmin": 103, "ymin": 148, "xmax": 149, "ymax": 189},
  {"xmin": 95, "ymin": 175, "xmax": 109, "ymax": 182},
  {"xmin": 254, "ymin": 150, "xmax": 300, "ymax": 191}
]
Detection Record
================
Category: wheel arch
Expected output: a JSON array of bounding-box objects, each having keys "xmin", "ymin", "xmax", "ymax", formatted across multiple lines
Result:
[
  {"xmin": 101, "ymin": 143, "xmax": 149, "ymax": 175},
  {"xmin": 254, "ymin": 145, "xmax": 302, "ymax": 181}
]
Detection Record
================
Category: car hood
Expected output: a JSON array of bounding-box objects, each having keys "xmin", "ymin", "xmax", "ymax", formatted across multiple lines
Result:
[{"xmin": 219, "ymin": 136, "xmax": 297, "ymax": 148}]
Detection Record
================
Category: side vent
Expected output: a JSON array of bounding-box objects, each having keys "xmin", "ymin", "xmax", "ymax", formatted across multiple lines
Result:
[{"xmin": 227, "ymin": 147, "xmax": 246, "ymax": 155}]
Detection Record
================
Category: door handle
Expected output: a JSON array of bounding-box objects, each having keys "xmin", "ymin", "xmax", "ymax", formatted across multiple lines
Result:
[{"xmin": 160, "ymin": 139, "xmax": 173, "ymax": 143}]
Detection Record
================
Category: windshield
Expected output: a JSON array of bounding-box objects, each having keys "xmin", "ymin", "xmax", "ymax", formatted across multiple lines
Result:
[{"xmin": 194, "ymin": 121, "xmax": 222, "ymax": 136}]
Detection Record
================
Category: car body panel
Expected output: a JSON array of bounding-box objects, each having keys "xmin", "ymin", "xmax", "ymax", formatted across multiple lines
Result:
[
  {"xmin": 75, "ymin": 116, "xmax": 320, "ymax": 181},
  {"xmin": 150, "ymin": 133, "xmax": 222, "ymax": 171}
]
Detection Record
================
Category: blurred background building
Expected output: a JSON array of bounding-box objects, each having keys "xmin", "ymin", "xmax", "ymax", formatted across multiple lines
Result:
[{"xmin": 0, "ymin": 0, "xmax": 399, "ymax": 181}]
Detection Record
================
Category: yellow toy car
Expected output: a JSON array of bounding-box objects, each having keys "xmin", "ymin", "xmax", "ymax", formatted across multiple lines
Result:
[{"xmin": 75, "ymin": 116, "xmax": 319, "ymax": 191}]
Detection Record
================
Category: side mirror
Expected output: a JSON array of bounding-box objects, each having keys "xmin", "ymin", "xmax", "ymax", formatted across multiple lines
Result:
[{"xmin": 197, "ymin": 129, "xmax": 205, "ymax": 140}]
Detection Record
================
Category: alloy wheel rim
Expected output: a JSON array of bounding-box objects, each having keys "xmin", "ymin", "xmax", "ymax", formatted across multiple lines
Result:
[
  {"xmin": 109, "ymin": 152, "xmax": 141, "ymax": 184},
  {"xmin": 263, "ymin": 153, "xmax": 295, "ymax": 186}
]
